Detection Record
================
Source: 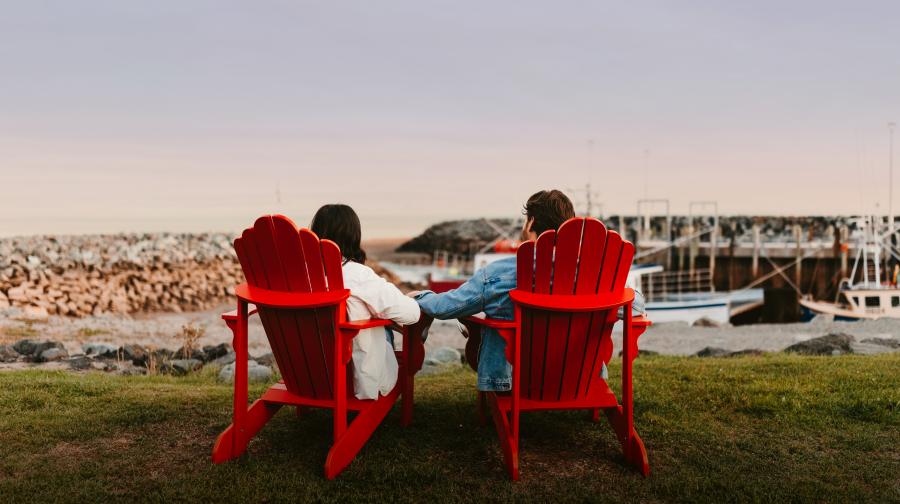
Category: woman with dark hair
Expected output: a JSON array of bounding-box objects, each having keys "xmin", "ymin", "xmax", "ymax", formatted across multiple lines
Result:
[{"xmin": 310, "ymin": 204, "xmax": 420, "ymax": 400}]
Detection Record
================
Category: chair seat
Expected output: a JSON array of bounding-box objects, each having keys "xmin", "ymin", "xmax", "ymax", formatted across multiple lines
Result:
[{"xmin": 491, "ymin": 378, "xmax": 619, "ymax": 412}]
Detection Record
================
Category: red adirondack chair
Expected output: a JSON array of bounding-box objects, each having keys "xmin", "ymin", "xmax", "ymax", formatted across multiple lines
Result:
[
  {"xmin": 461, "ymin": 217, "xmax": 651, "ymax": 480},
  {"xmin": 211, "ymin": 215, "xmax": 429, "ymax": 479}
]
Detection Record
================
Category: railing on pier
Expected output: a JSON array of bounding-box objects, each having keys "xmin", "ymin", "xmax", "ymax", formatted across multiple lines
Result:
[{"xmin": 644, "ymin": 268, "xmax": 714, "ymax": 302}]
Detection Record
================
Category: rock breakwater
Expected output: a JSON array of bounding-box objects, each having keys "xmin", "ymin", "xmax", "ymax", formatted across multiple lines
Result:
[{"xmin": 0, "ymin": 233, "xmax": 242, "ymax": 318}]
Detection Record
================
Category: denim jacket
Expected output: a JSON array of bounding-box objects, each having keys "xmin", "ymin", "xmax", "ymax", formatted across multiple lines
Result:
[{"xmin": 415, "ymin": 257, "xmax": 645, "ymax": 392}]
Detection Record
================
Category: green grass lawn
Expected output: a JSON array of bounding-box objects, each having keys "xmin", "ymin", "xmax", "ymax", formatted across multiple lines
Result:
[{"xmin": 1, "ymin": 354, "xmax": 898, "ymax": 503}]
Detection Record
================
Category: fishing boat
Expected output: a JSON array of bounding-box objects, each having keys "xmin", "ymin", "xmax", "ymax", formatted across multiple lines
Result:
[
  {"xmin": 799, "ymin": 216, "xmax": 900, "ymax": 321},
  {"xmin": 426, "ymin": 250, "xmax": 762, "ymax": 325}
]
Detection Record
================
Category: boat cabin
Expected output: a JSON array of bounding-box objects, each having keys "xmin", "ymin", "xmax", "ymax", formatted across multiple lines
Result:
[{"xmin": 842, "ymin": 289, "xmax": 900, "ymax": 317}]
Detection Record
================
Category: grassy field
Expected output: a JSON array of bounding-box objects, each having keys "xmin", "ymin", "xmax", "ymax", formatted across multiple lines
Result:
[{"xmin": 0, "ymin": 354, "xmax": 898, "ymax": 503}]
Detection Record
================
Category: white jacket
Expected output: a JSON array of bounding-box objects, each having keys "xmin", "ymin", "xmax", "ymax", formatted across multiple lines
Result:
[{"xmin": 342, "ymin": 261, "xmax": 420, "ymax": 400}]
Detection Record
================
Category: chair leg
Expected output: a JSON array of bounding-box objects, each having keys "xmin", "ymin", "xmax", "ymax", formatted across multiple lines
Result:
[
  {"xmin": 477, "ymin": 391, "xmax": 488, "ymax": 426},
  {"xmin": 401, "ymin": 365, "xmax": 415, "ymax": 427},
  {"xmin": 591, "ymin": 408, "xmax": 601, "ymax": 423},
  {"xmin": 486, "ymin": 393, "xmax": 519, "ymax": 480},
  {"xmin": 324, "ymin": 388, "xmax": 400, "ymax": 479},
  {"xmin": 603, "ymin": 406, "xmax": 649, "ymax": 476},
  {"xmin": 212, "ymin": 399, "xmax": 282, "ymax": 463}
]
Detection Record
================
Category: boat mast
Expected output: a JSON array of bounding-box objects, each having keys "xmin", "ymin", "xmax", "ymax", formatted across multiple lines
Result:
[{"xmin": 890, "ymin": 122, "xmax": 896, "ymax": 234}]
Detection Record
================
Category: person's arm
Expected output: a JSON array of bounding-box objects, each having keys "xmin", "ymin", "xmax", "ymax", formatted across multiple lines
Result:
[
  {"xmin": 414, "ymin": 271, "xmax": 487, "ymax": 320},
  {"xmin": 617, "ymin": 288, "xmax": 646, "ymax": 319},
  {"xmin": 354, "ymin": 267, "xmax": 421, "ymax": 326}
]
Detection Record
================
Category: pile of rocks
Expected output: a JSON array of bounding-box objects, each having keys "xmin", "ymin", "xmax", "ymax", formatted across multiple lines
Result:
[
  {"xmin": 0, "ymin": 337, "xmax": 275, "ymax": 382},
  {"xmin": 0, "ymin": 233, "xmax": 243, "ymax": 318},
  {"xmin": 0, "ymin": 233, "xmax": 412, "ymax": 318},
  {"xmin": 397, "ymin": 219, "xmax": 516, "ymax": 256}
]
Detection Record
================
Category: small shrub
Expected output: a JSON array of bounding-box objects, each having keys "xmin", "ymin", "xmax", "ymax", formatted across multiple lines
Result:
[{"xmin": 178, "ymin": 323, "xmax": 205, "ymax": 358}]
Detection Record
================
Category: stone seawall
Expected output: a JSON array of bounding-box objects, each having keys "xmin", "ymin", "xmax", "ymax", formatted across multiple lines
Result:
[{"xmin": 0, "ymin": 234, "xmax": 242, "ymax": 317}]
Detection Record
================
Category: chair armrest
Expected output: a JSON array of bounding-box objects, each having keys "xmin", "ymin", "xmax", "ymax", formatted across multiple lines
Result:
[
  {"xmin": 235, "ymin": 283, "xmax": 350, "ymax": 308},
  {"xmin": 462, "ymin": 315, "xmax": 517, "ymax": 330},
  {"xmin": 221, "ymin": 305, "xmax": 259, "ymax": 322},
  {"xmin": 510, "ymin": 288, "xmax": 635, "ymax": 312},
  {"xmin": 339, "ymin": 319, "xmax": 393, "ymax": 331},
  {"xmin": 389, "ymin": 313, "xmax": 434, "ymax": 335},
  {"xmin": 632, "ymin": 315, "xmax": 652, "ymax": 327}
]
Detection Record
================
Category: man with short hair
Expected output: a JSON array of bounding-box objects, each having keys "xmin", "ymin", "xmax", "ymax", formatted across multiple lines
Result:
[{"xmin": 413, "ymin": 190, "xmax": 645, "ymax": 392}]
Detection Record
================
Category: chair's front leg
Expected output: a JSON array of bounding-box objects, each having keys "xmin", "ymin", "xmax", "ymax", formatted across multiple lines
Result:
[
  {"xmin": 622, "ymin": 301, "xmax": 634, "ymax": 444},
  {"xmin": 400, "ymin": 316, "xmax": 430, "ymax": 426},
  {"xmin": 334, "ymin": 328, "xmax": 351, "ymax": 441},
  {"xmin": 233, "ymin": 299, "xmax": 250, "ymax": 447}
]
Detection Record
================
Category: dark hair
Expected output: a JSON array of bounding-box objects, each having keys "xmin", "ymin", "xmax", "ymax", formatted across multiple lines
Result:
[
  {"xmin": 310, "ymin": 204, "xmax": 367, "ymax": 264},
  {"xmin": 523, "ymin": 190, "xmax": 576, "ymax": 235}
]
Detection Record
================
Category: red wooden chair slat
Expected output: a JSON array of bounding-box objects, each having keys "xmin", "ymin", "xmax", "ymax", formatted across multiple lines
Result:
[
  {"xmin": 588, "ymin": 231, "xmax": 626, "ymax": 391},
  {"xmin": 270, "ymin": 216, "xmax": 322, "ymax": 397},
  {"xmin": 516, "ymin": 241, "xmax": 536, "ymax": 395},
  {"xmin": 299, "ymin": 227, "xmax": 338, "ymax": 396},
  {"xmin": 561, "ymin": 219, "xmax": 607, "ymax": 400},
  {"xmin": 525, "ymin": 232, "xmax": 555, "ymax": 398},
  {"xmin": 541, "ymin": 219, "xmax": 582, "ymax": 400},
  {"xmin": 212, "ymin": 215, "xmax": 429, "ymax": 479},
  {"xmin": 466, "ymin": 217, "xmax": 651, "ymax": 480},
  {"xmin": 236, "ymin": 223, "xmax": 313, "ymax": 397},
  {"xmin": 321, "ymin": 240, "xmax": 345, "ymax": 291}
]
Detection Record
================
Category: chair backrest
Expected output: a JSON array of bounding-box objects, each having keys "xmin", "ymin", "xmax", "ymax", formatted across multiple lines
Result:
[
  {"xmin": 515, "ymin": 217, "xmax": 635, "ymax": 402},
  {"xmin": 233, "ymin": 215, "xmax": 346, "ymax": 400}
]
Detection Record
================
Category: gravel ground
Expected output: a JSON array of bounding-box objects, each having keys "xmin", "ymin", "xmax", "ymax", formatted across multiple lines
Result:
[
  {"xmin": 423, "ymin": 316, "xmax": 900, "ymax": 356},
  {"xmin": 3, "ymin": 308, "xmax": 899, "ymax": 361}
]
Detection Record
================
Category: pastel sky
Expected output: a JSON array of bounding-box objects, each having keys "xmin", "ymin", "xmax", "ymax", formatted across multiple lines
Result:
[{"xmin": 2, "ymin": 1, "xmax": 898, "ymax": 238}]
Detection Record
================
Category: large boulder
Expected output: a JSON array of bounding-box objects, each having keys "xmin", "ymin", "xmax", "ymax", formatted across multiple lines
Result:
[
  {"xmin": 161, "ymin": 359, "xmax": 202, "ymax": 376},
  {"xmin": 173, "ymin": 346, "xmax": 206, "ymax": 361},
  {"xmin": 0, "ymin": 344, "xmax": 19, "ymax": 362},
  {"xmin": 13, "ymin": 339, "xmax": 65, "ymax": 361},
  {"xmin": 726, "ymin": 349, "xmax": 766, "ymax": 357},
  {"xmin": 12, "ymin": 339, "xmax": 39, "ymax": 356},
  {"xmin": 860, "ymin": 337, "xmax": 900, "ymax": 349},
  {"xmin": 253, "ymin": 352, "xmax": 276, "ymax": 368},
  {"xmin": 210, "ymin": 351, "xmax": 236, "ymax": 366},
  {"xmin": 218, "ymin": 360, "xmax": 273, "ymax": 383},
  {"xmin": 68, "ymin": 355, "xmax": 93, "ymax": 370},
  {"xmin": 202, "ymin": 343, "xmax": 232, "ymax": 362},
  {"xmin": 784, "ymin": 333, "xmax": 854, "ymax": 356},
  {"xmin": 82, "ymin": 342, "xmax": 118, "ymax": 358},
  {"xmin": 120, "ymin": 344, "xmax": 148, "ymax": 365},
  {"xmin": 37, "ymin": 346, "xmax": 68, "ymax": 362},
  {"xmin": 694, "ymin": 347, "xmax": 730, "ymax": 357},
  {"xmin": 428, "ymin": 347, "xmax": 462, "ymax": 365}
]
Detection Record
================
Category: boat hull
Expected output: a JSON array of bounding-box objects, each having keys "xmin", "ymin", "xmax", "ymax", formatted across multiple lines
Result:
[
  {"xmin": 645, "ymin": 298, "xmax": 730, "ymax": 325},
  {"xmin": 799, "ymin": 298, "xmax": 881, "ymax": 321}
]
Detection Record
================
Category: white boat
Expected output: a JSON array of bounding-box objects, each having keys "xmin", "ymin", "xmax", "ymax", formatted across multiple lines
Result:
[
  {"xmin": 799, "ymin": 216, "xmax": 900, "ymax": 321},
  {"xmin": 627, "ymin": 264, "xmax": 763, "ymax": 324}
]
